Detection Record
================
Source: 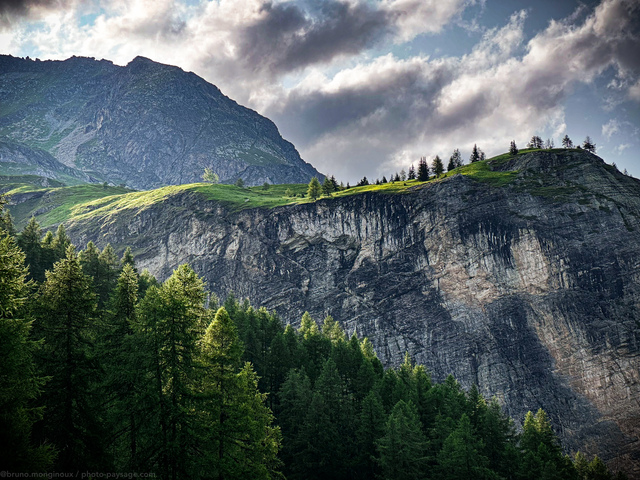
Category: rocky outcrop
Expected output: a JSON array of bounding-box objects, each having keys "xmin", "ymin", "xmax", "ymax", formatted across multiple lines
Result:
[
  {"xmin": 0, "ymin": 55, "xmax": 322, "ymax": 188},
  {"xmin": 66, "ymin": 151, "xmax": 640, "ymax": 474}
]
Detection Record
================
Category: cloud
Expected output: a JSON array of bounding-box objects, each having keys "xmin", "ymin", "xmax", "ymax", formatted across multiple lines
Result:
[
  {"xmin": 262, "ymin": 0, "xmax": 640, "ymax": 180},
  {"xmin": 0, "ymin": 0, "xmax": 83, "ymax": 27},
  {"xmin": 2, "ymin": 0, "xmax": 639, "ymax": 181},
  {"xmin": 602, "ymin": 119, "xmax": 620, "ymax": 139},
  {"xmin": 615, "ymin": 143, "xmax": 631, "ymax": 154}
]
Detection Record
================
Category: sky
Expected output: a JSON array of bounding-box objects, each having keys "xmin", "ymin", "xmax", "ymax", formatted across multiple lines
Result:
[{"xmin": 1, "ymin": 0, "xmax": 639, "ymax": 182}]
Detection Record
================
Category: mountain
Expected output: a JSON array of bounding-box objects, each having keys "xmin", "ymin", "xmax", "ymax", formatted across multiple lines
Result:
[
  {"xmin": 26, "ymin": 149, "xmax": 634, "ymax": 474},
  {"xmin": 0, "ymin": 55, "xmax": 322, "ymax": 188}
]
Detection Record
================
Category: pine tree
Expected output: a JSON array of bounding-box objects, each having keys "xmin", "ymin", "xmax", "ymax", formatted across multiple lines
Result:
[
  {"xmin": 527, "ymin": 136, "xmax": 544, "ymax": 149},
  {"xmin": 437, "ymin": 414, "xmax": 496, "ymax": 480},
  {"xmin": 18, "ymin": 216, "xmax": 45, "ymax": 282},
  {"xmin": 470, "ymin": 144, "xmax": 481, "ymax": 163},
  {"xmin": 134, "ymin": 264, "xmax": 210, "ymax": 478},
  {"xmin": 0, "ymin": 233, "xmax": 53, "ymax": 471},
  {"xmin": 121, "ymin": 246, "xmax": 137, "ymax": 271},
  {"xmin": 298, "ymin": 358, "xmax": 354, "ymax": 480},
  {"xmin": 308, "ymin": 177, "xmax": 322, "ymax": 199},
  {"xmin": 408, "ymin": 165, "xmax": 416, "ymax": 180},
  {"xmin": 35, "ymin": 245, "xmax": 105, "ymax": 470},
  {"xmin": 417, "ymin": 157, "xmax": 430, "ymax": 181},
  {"xmin": 582, "ymin": 136, "xmax": 596, "ymax": 153},
  {"xmin": 355, "ymin": 391, "xmax": 386, "ymax": 480},
  {"xmin": 432, "ymin": 155, "xmax": 444, "ymax": 177},
  {"xmin": 562, "ymin": 134, "xmax": 573, "ymax": 148},
  {"xmin": 199, "ymin": 307, "xmax": 282, "ymax": 480},
  {"xmin": 322, "ymin": 177, "xmax": 335, "ymax": 196},
  {"xmin": 330, "ymin": 175, "xmax": 339, "ymax": 191},
  {"xmin": 51, "ymin": 223, "xmax": 71, "ymax": 260},
  {"xmin": 101, "ymin": 264, "xmax": 143, "ymax": 471},
  {"xmin": 451, "ymin": 148, "xmax": 463, "ymax": 168},
  {"xmin": 509, "ymin": 140, "xmax": 518, "ymax": 155},
  {"xmin": 447, "ymin": 156, "xmax": 455, "ymax": 172},
  {"xmin": 376, "ymin": 400, "xmax": 429, "ymax": 480}
]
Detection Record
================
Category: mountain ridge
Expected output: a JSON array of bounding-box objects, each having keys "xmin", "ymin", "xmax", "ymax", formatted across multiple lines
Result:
[{"xmin": 0, "ymin": 54, "xmax": 323, "ymax": 188}]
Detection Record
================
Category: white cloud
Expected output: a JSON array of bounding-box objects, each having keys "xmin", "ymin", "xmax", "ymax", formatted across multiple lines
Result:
[
  {"xmin": 616, "ymin": 143, "xmax": 631, "ymax": 154},
  {"xmin": 602, "ymin": 119, "xmax": 620, "ymax": 140}
]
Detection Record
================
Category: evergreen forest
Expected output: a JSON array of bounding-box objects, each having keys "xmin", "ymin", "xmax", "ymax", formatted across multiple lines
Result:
[{"xmin": 0, "ymin": 197, "xmax": 627, "ymax": 480}]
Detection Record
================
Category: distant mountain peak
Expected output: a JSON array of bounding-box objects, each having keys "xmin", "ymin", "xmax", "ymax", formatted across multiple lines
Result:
[{"xmin": 0, "ymin": 54, "xmax": 323, "ymax": 188}]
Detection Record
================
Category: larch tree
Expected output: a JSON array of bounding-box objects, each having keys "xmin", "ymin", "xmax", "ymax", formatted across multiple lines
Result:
[
  {"xmin": 35, "ymin": 245, "xmax": 105, "ymax": 470},
  {"xmin": 199, "ymin": 307, "xmax": 282, "ymax": 480},
  {"xmin": 0, "ymin": 232, "xmax": 53, "ymax": 471},
  {"xmin": 307, "ymin": 177, "xmax": 322, "ymax": 200},
  {"xmin": 376, "ymin": 400, "xmax": 429, "ymax": 480}
]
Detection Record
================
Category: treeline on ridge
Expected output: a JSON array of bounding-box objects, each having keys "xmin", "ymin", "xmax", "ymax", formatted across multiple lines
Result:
[{"xmin": 0, "ymin": 199, "xmax": 627, "ymax": 480}]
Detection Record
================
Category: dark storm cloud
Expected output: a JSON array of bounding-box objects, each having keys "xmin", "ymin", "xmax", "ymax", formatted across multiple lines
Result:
[
  {"xmin": 237, "ymin": 0, "xmax": 394, "ymax": 75},
  {"xmin": 0, "ymin": 0, "xmax": 73, "ymax": 26},
  {"xmin": 268, "ymin": 58, "xmax": 456, "ymax": 147}
]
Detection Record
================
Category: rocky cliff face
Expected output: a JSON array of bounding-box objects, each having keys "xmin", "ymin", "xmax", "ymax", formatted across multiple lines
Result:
[
  {"xmin": 66, "ymin": 151, "xmax": 640, "ymax": 473},
  {"xmin": 0, "ymin": 55, "xmax": 322, "ymax": 188}
]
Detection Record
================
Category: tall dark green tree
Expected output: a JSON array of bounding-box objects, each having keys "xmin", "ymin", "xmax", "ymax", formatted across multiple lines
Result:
[
  {"xmin": 138, "ymin": 264, "xmax": 209, "ymax": 479},
  {"xmin": 376, "ymin": 400, "xmax": 429, "ymax": 480},
  {"xmin": 432, "ymin": 155, "xmax": 444, "ymax": 177},
  {"xmin": 0, "ymin": 232, "xmax": 53, "ymax": 471},
  {"xmin": 562, "ymin": 135, "xmax": 574, "ymax": 148},
  {"xmin": 298, "ymin": 358, "xmax": 354, "ymax": 480},
  {"xmin": 418, "ymin": 157, "xmax": 430, "ymax": 181},
  {"xmin": 510, "ymin": 140, "xmax": 519, "ymax": 155},
  {"xmin": 18, "ymin": 216, "xmax": 45, "ymax": 282},
  {"xmin": 101, "ymin": 264, "xmax": 143, "ymax": 471},
  {"xmin": 437, "ymin": 414, "xmax": 497, "ymax": 480},
  {"xmin": 199, "ymin": 307, "xmax": 282, "ymax": 480},
  {"xmin": 35, "ymin": 245, "xmax": 105, "ymax": 470},
  {"xmin": 470, "ymin": 144, "xmax": 481, "ymax": 162},
  {"xmin": 449, "ymin": 149, "xmax": 463, "ymax": 170},
  {"xmin": 322, "ymin": 176, "xmax": 335, "ymax": 195}
]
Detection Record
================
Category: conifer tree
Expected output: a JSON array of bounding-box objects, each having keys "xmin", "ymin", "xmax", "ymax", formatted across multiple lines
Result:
[
  {"xmin": 199, "ymin": 307, "xmax": 282, "ymax": 480},
  {"xmin": 52, "ymin": 223, "xmax": 71, "ymax": 260},
  {"xmin": 355, "ymin": 391, "xmax": 386, "ymax": 480},
  {"xmin": 35, "ymin": 245, "xmax": 105, "ymax": 470},
  {"xmin": 101, "ymin": 264, "xmax": 143, "ymax": 471},
  {"xmin": 376, "ymin": 400, "xmax": 429, "ymax": 480},
  {"xmin": 307, "ymin": 177, "xmax": 322, "ymax": 200},
  {"xmin": 0, "ymin": 233, "xmax": 53, "ymax": 471},
  {"xmin": 470, "ymin": 144, "xmax": 481, "ymax": 163},
  {"xmin": 527, "ymin": 136, "xmax": 544, "ymax": 149},
  {"xmin": 447, "ymin": 156, "xmax": 455, "ymax": 172},
  {"xmin": 509, "ymin": 140, "xmax": 519, "ymax": 155},
  {"xmin": 437, "ymin": 414, "xmax": 496, "ymax": 480},
  {"xmin": 278, "ymin": 369, "xmax": 312, "ymax": 479},
  {"xmin": 582, "ymin": 136, "xmax": 596, "ymax": 153},
  {"xmin": 18, "ymin": 216, "xmax": 45, "ymax": 282},
  {"xmin": 432, "ymin": 155, "xmax": 444, "ymax": 177},
  {"xmin": 408, "ymin": 165, "xmax": 416, "ymax": 180},
  {"xmin": 562, "ymin": 134, "xmax": 574, "ymax": 148},
  {"xmin": 134, "ymin": 265, "xmax": 210, "ymax": 478},
  {"xmin": 322, "ymin": 176, "xmax": 335, "ymax": 196},
  {"xmin": 417, "ymin": 157, "xmax": 430, "ymax": 181},
  {"xmin": 121, "ymin": 246, "xmax": 137, "ymax": 271},
  {"xmin": 299, "ymin": 358, "xmax": 354, "ymax": 480}
]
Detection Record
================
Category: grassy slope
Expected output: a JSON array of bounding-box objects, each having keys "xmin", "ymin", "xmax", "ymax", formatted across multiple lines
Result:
[{"xmin": 2, "ymin": 148, "xmax": 589, "ymax": 230}]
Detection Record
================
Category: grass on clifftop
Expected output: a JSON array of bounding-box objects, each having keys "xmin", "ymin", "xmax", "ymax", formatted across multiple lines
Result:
[{"xmin": 4, "ymin": 147, "xmax": 586, "ymax": 229}]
